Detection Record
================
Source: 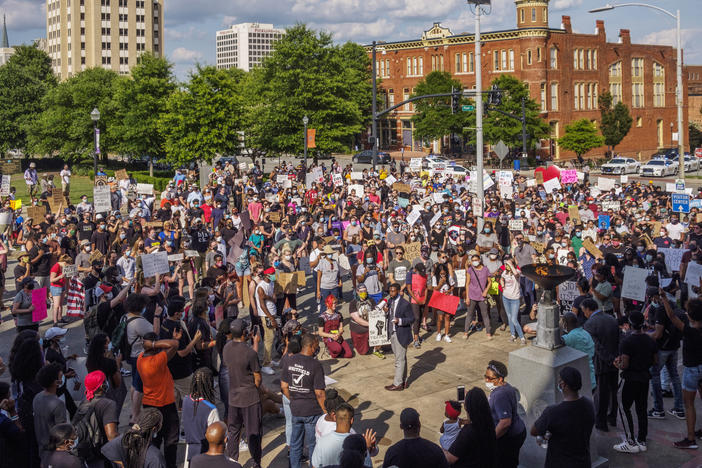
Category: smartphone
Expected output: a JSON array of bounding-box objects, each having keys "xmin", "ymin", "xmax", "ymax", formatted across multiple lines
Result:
[
  {"xmin": 457, "ymin": 385, "xmax": 465, "ymax": 401},
  {"xmin": 253, "ymin": 324, "xmax": 260, "ymax": 337}
]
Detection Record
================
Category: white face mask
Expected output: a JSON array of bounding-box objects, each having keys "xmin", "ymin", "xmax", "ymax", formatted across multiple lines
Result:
[
  {"xmin": 485, "ymin": 382, "xmax": 496, "ymax": 391},
  {"xmin": 472, "ymin": 261, "xmax": 480, "ymax": 267}
]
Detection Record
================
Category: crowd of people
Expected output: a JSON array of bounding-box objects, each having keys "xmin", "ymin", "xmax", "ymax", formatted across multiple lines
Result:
[{"xmin": 0, "ymin": 156, "xmax": 701, "ymax": 467}]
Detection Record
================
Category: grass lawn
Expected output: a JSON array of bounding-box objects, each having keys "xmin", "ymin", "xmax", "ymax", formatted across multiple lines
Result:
[{"xmin": 9, "ymin": 173, "xmax": 97, "ymax": 207}]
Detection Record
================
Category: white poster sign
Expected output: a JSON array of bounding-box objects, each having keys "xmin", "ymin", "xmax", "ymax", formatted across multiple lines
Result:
[
  {"xmin": 430, "ymin": 211, "xmax": 442, "ymax": 227},
  {"xmin": 332, "ymin": 173, "xmax": 343, "ymax": 186},
  {"xmin": 542, "ymin": 177, "xmax": 561, "ymax": 193},
  {"xmin": 597, "ymin": 177, "xmax": 615, "ymax": 191},
  {"xmin": 168, "ymin": 253, "xmax": 184, "ymax": 262},
  {"xmin": 621, "ymin": 266, "xmax": 650, "ymax": 301},
  {"xmin": 136, "ymin": 183, "xmax": 154, "ymax": 195},
  {"xmin": 368, "ymin": 306, "xmax": 391, "ymax": 347},
  {"xmin": 508, "ymin": 219, "xmax": 523, "ymax": 231},
  {"xmin": 685, "ymin": 262, "xmax": 702, "ymax": 299},
  {"xmin": 409, "ymin": 158, "xmax": 422, "ymax": 171},
  {"xmin": 93, "ymin": 185, "xmax": 111, "ymax": 213},
  {"xmin": 350, "ymin": 172, "xmax": 364, "ymax": 180},
  {"xmin": 347, "ymin": 184, "xmax": 364, "ymax": 196},
  {"xmin": 142, "ymin": 251, "xmax": 170, "ymax": 278},
  {"xmin": 601, "ymin": 201, "xmax": 621, "ymax": 211},
  {"xmin": 407, "ymin": 208, "xmax": 421, "ymax": 226},
  {"xmin": 557, "ymin": 248, "xmax": 570, "ymax": 266},
  {"xmin": 63, "ymin": 264, "xmax": 78, "ymax": 279},
  {"xmin": 0, "ymin": 175, "xmax": 10, "ymax": 196},
  {"xmin": 499, "ymin": 181, "xmax": 513, "ymax": 199},
  {"xmin": 659, "ymin": 248, "xmax": 688, "ymax": 273},
  {"xmin": 276, "ymin": 175, "xmax": 288, "ymax": 184},
  {"xmin": 526, "ymin": 179, "xmax": 536, "ymax": 187},
  {"xmin": 455, "ymin": 269, "xmax": 466, "ymax": 287},
  {"xmin": 384, "ymin": 175, "xmax": 397, "ymax": 186}
]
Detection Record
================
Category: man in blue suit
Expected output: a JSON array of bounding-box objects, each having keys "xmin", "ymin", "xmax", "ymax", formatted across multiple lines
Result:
[{"xmin": 385, "ymin": 283, "xmax": 415, "ymax": 391}]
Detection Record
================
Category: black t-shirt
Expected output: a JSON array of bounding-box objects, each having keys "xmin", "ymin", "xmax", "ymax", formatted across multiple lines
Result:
[
  {"xmin": 448, "ymin": 424, "xmax": 496, "ymax": 468},
  {"xmin": 190, "ymin": 228, "xmax": 210, "ymax": 252},
  {"xmin": 35, "ymin": 250, "xmax": 52, "ymax": 276},
  {"xmin": 620, "ymin": 332, "xmax": 658, "ymax": 382},
  {"xmin": 190, "ymin": 453, "xmax": 242, "ymax": 468},
  {"xmin": 160, "ymin": 319, "xmax": 193, "ymax": 380},
  {"xmin": 101, "ymin": 434, "xmax": 166, "ymax": 468},
  {"xmin": 188, "ymin": 316, "xmax": 213, "ymax": 370},
  {"xmin": 77, "ymin": 221, "xmax": 95, "ymax": 241},
  {"xmin": 533, "ymin": 397, "xmax": 595, "ymax": 468},
  {"xmin": 654, "ymin": 305, "xmax": 684, "ymax": 351},
  {"xmin": 222, "ymin": 341, "xmax": 260, "ymax": 408},
  {"xmin": 280, "ymin": 354, "xmax": 325, "ymax": 417},
  {"xmin": 41, "ymin": 450, "xmax": 82, "ymax": 468},
  {"xmin": 383, "ymin": 438, "xmax": 449, "ymax": 468},
  {"xmin": 682, "ymin": 324, "xmax": 702, "ymax": 367},
  {"xmin": 91, "ymin": 230, "xmax": 110, "ymax": 254}
]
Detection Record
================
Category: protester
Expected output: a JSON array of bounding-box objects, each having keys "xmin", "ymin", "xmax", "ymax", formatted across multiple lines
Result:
[
  {"xmin": 182, "ymin": 368, "xmax": 220, "ymax": 464},
  {"xmin": 443, "ymin": 387, "xmax": 497, "ymax": 467},
  {"xmin": 382, "ymin": 407, "xmax": 449, "ymax": 468},
  {"xmin": 384, "ymin": 283, "xmax": 414, "ymax": 391},
  {"xmin": 33, "ymin": 362, "xmax": 67, "ymax": 454},
  {"xmin": 189, "ymin": 421, "xmax": 242, "ymax": 468},
  {"xmin": 41, "ymin": 423, "xmax": 82, "ymax": 468},
  {"xmin": 484, "ymin": 360, "xmax": 526, "ymax": 468}
]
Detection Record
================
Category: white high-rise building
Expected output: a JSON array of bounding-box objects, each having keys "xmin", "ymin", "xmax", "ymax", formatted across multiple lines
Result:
[{"xmin": 216, "ymin": 22, "xmax": 284, "ymax": 71}]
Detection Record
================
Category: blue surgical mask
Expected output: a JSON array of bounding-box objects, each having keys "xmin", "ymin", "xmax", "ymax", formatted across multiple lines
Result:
[{"xmin": 71, "ymin": 437, "xmax": 79, "ymax": 450}]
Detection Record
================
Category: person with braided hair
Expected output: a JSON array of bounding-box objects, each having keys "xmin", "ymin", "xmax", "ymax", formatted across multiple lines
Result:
[
  {"xmin": 101, "ymin": 407, "xmax": 166, "ymax": 468},
  {"xmin": 182, "ymin": 368, "xmax": 220, "ymax": 465}
]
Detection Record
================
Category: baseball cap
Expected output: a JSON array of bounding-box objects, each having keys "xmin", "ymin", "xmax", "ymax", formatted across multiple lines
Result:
[
  {"xmin": 94, "ymin": 284, "xmax": 113, "ymax": 298},
  {"xmin": 399, "ymin": 407, "xmax": 420, "ymax": 430},
  {"xmin": 45, "ymin": 327, "xmax": 68, "ymax": 341},
  {"xmin": 96, "ymin": 214, "xmax": 104, "ymax": 220},
  {"xmin": 230, "ymin": 318, "xmax": 246, "ymax": 338}
]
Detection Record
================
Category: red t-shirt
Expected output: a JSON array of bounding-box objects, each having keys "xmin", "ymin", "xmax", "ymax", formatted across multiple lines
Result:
[{"xmin": 50, "ymin": 263, "xmax": 64, "ymax": 288}]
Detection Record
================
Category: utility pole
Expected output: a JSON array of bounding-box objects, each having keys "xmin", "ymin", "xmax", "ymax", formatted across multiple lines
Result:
[
  {"xmin": 474, "ymin": 2, "xmax": 484, "ymax": 229},
  {"xmin": 521, "ymin": 97, "xmax": 527, "ymax": 159},
  {"xmin": 371, "ymin": 41, "xmax": 378, "ymax": 171},
  {"xmin": 676, "ymin": 9, "xmax": 685, "ymax": 181}
]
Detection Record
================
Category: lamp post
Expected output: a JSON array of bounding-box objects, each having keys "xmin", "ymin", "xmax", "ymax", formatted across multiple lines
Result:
[
  {"xmin": 303, "ymin": 115, "xmax": 309, "ymax": 170},
  {"xmin": 91, "ymin": 107, "xmax": 100, "ymax": 176},
  {"xmin": 589, "ymin": 3, "xmax": 684, "ymax": 181}
]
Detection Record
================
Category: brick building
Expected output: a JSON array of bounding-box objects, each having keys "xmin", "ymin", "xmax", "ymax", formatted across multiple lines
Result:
[
  {"xmin": 686, "ymin": 65, "xmax": 702, "ymax": 129},
  {"xmin": 367, "ymin": 0, "xmax": 687, "ymax": 161}
]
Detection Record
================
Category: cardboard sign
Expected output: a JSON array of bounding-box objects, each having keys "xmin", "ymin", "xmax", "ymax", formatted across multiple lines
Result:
[
  {"xmin": 136, "ymin": 183, "xmax": 153, "ymax": 194},
  {"xmin": 368, "ymin": 306, "xmax": 391, "ymax": 347},
  {"xmin": 392, "ymin": 182, "xmax": 411, "ymax": 193},
  {"xmin": 185, "ymin": 250, "xmax": 200, "ymax": 258},
  {"xmin": 508, "ymin": 219, "xmax": 523, "ymax": 231},
  {"xmin": 31, "ymin": 287, "xmax": 47, "ymax": 323},
  {"xmin": 403, "ymin": 242, "xmax": 422, "ymax": 262},
  {"xmin": 94, "ymin": 176, "xmax": 108, "ymax": 186},
  {"xmin": 93, "ymin": 185, "xmax": 111, "ymax": 213},
  {"xmin": 597, "ymin": 177, "xmax": 615, "ymax": 191},
  {"xmin": 0, "ymin": 175, "xmax": 10, "ymax": 196},
  {"xmin": 532, "ymin": 241, "xmax": 545, "ymax": 253},
  {"xmin": 269, "ymin": 211, "xmax": 281, "ymax": 223},
  {"xmin": 535, "ymin": 171, "xmax": 544, "ymax": 185},
  {"xmin": 63, "ymin": 265, "xmax": 77, "ymax": 279},
  {"xmin": 409, "ymin": 158, "xmax": 422, "ymax": 171},
  {"xmin": 620, "ymin": 266, "xmax": 650, "ymax": 301},
  {"xmin": 49, "ymin": 191, "xmax": 64, "ymax": 213},
  {"xmin": 115, "ymin": 169, "xmax": 129, "ymax": 180},
  {"xmin": 27, "ymin": 205, "xmax": 46, "ymax": 222},
  {"xmin": 1, "ymin": 161, "xmax": 21, "ymax": 174},
  {"xmin": 142, "ymin": 251, "xmax": 170, "ymax": 278},
  {"xmin": 568, "ymin": 205, "xmax": 581, "ymax": 223},
  {"xmin": 582, "ymin": 239, "xmax": 603, "ymax": 258},
  {"xmin": 168, "ymin": 253, "xmax": 184, "ymax": 262},
  {"xmin": 427, "ymin": 290, "xmax": 460, "ymax": 315}
]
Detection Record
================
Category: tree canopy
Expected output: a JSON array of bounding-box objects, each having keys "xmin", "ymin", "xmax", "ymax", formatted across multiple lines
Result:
[
  {"xmin": 410, "ymin": 71, "xmax": 470, "ymax": 143},
  {"xmin": 557, "ymin": 119, "xmax": 605, "ymax": 158},
  {"xmin": 599, "ymin": 91, "xmax": 633, "ymax": 152}
]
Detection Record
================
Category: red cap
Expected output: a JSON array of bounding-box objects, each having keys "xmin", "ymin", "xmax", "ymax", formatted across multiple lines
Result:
[
  {"xmin": 99, "ymin": 284, "xmax": 113, "ymax": 294},
  {"xmin": 85, "ymin": 370, "xmax": 107, "ymax": 400},
  {"xmin": 445, "ymin": 401, "xmax": 461, "ymax": 419},
  {"xmin": 263, "ymin": 267, "xmax": 276, "ymax": 275}
]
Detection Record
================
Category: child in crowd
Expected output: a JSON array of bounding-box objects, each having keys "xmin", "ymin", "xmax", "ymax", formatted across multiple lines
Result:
[{"xmin": 439, "ymin": 400, "xmax": 462, "ymax": 450}]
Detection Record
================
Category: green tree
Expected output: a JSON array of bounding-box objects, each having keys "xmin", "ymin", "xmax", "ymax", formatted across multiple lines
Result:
[
  {"xmin": 245, "ymin": 24, "xmax": 372, "ymax": 157},
  {"xmin": 465, "ymin": 74, "xmax": 549, "ymax": 151},
  {"xmin": 410, "ymin": 71, "xmax": 469, "ymax": 146},
  {"xmin": 159, "ymin": 65, "xmax": 246, "ymax": 165},
  {"xmin": 112, "ymin": 53, "xmax": 176, "ymax": 171},
  {"xmin": 689, "ymin": 123, "xmax": 702, "ymax": 150},
  {"xmin": 28, "ymin": 67, "xmax": 122, "ymax": 161},
  {"xmin": 557, "ymin": 119, "xmax": 605, "ymax": 159},
  {"xmin": 598, "ymin": 91, "xmax": 633, "ymax": 153},
  {"xmin": 0, "ymin": 45, "xmax": 57, "ymax": 154}
]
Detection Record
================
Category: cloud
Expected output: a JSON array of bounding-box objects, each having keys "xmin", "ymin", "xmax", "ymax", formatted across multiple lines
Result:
[
  {"xmin": 0, "ymin": 0, "xmax": 46, "ymax": 34},
  {"xmin": 164, "ymin": 26, "xmax": 208, "ymax": 41},
  {"xmin": 170, "ymin": 47, "xmax": 203, "ymax": 63},
  {"xmin": 551, "ymin": 0, "xmax": 583, "ymax": 11}
]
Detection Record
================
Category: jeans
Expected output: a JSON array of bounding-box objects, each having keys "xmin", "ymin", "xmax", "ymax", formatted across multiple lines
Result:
[
  {"xmin": 282, "ymin": 395, "xmax": 292, "ymax": 447},
  {"xmin": 519, "ymin": 275, "xmax": 535, "ymax": 313},
  {"xmin": 650, "ymin": 349, "xmax": 684, "ymax": 412},
  {"xmin": 290, "ymin": 414, "xmax": 320, "ymax": 468},
  {"xmin": 502, "ymin": 297, "xmax": 523, "ymax": 338}
]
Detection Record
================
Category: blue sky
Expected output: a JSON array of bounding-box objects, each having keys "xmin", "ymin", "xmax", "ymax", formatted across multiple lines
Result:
[{"xmin": 2, "ymin": 0, "xmax": 700, "ymax": 80}]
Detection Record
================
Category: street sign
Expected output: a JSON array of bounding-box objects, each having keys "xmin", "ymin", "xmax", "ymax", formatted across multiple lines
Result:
[
  {"xmin": 676, "ymin": 179, "xmax": 685, "ymax": 191},
  {"xmin": 672, "ymin": 193, "xmax": 690, "ymax": 213},
  {"xmin": 462, "ymin": 105, "xmax": 475, "ymax": 112},
  {"xmin": 494, "ymin": 140, "xmax": 509, "ymax": 161}
]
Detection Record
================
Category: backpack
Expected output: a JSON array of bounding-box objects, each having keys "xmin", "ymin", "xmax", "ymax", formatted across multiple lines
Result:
[
  {"xmin": 71, "ymin": 399, "xmax": 104, "ymax": 461},
  {"xmin": 112, "ymin": 315, "xmax": 141, "ymax": 358},
  {"xmin": 83, "ymin": 303, "xmax": 101, "ymax": 341}
]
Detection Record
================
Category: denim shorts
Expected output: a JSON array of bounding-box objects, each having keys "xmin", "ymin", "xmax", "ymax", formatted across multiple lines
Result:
[
  {"xmin": 128, "ymin": 356, "xmax": 144, "ymax": 393},
  {"xmin": 234, "ymin": 264, "xmax": 251, "ymax": 277},
  {"xmin": 682, "ymin": 364, "xmax": 702, "ymax": 392},
  {"xmin": 50, "ymin": 285, "xmax": 64, "ymax": 296}
]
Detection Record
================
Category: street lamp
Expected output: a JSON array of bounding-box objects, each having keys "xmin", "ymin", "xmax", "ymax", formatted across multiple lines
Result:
[
  {"xmin": 303, "ymin": 115, "xmax": 309, "ymax": 170},
  {"xmin": 91, "ymin": 107, "xmax": 100, "ymax": 176},
  {"xmin": 589, "ymin": 3, "xmax": 685, "ymax": 181}
]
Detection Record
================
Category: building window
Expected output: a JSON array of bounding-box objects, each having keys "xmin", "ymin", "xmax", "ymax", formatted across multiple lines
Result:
[
  {"xmin": 550, "ymin": 47, "xmax": 557, "ymax": 69},
  {"xmin": 527, "ymin": 50, "xmax": 532, "ymax": 65},
  {"xmin": 520, "ymin": 9, "xmax": 525, "ymax": 23},
  {"xmin": 574, "ymin": 84, "xmax": 580, "ymax": 110},
  {"xmin": 579, "ymin": 50, "xmax": 584, "ymax": 70},
  {"xmin": 407, "ymin": 58, "xmax": 411, "ymax": 76},
  {"xmin": 653, "ymin": 62, "xmax": 664, "ymax": 78},
  {"xmin": 403, "ymin": 88, "xmax": 410, "ymax": 111},
  {"xmin": 550, "ymin": 82, "xmax": 558, "ymax": 111},
  {"xmin": 543, "ymin": 8, "xmax": 548, "ymax": 23},
  {"xmin": 440, "ymin": 55, "xmax": 444, "ymax": 71},
  {"xmin": 388, "ymin": 89, "xmax": 395, "ymax": 108},
  {"xmin": 609, "ymin": 61, "xmax": 621, "ymax": 77},
  {"xmin": 509, "ymin": 50, "xmax": 514, "ymax": 70},
  {"xmin": 592, "ymin": 50, "xmax": 597, "ymax": 70},
  {"xmin": 531, "ymin": 7, "xmax": 536, "ymax": 22},
  {"xmin": 654, "ymin": 83, "xmax": 665, "ymax": 107},
  {"xmin": 418, "ymin": 57, "xmax": 423, "ymax": 75},
  {"xmin": 501, "ymin": 50, "xmax": 507, "ymax": 70},
  {"xmin": 469, "ymin": 52, "xmax": 474, "ymax": 72},
  {"xmin": 586, "ymin": 50, "xmax": 591, "ymax": 70},
  {"xmin": 385, "ymin": 59, "xmax": 391, "ymax": 77},
  {"xmin": 494, "ymin": 51, "xmax": 500, "ymax": 71},
  {"xmin": 540, "ymin": 83, "xmax": 546, "ymax": 112},
  {"xmin": 536, "ymin": 47, "xmax": 541, "ymax": 62},
  {"xmin": 573, "ymin": 49, "xmax": 579, "ymax": 69},
  {"xmin": 610, "ymin": 83, "xmax": 622, "ymax": 105},
  {"xmin": 431, "ymin": 55, "xmax": 436, "ymax": 71},
  {"xmin": 413, "ymin": 57, "xmax": 418, "ymax": 76},
  {"xmin": 632, "ymin": 58, "xmax": 644, "ymax": 78},
  {"xmin": 455, "ymin": 53, "xmax": 461, "ymax": 73},
  {"xmin": 462, "ymin": 53, "xmax": 467, "ymax": 73}
]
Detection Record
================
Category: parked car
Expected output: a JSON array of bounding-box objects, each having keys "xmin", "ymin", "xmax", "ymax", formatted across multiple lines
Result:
[
  {"xmin": 601, "ymin": 157, "xmax": 640, "ymax": 174},
  {"xmin": 352, "ymin": 150, "xmax": 391, "ymax": 164},
  {"xmin": 215, "ymin": 155, "xmax": 240, "ymax": 167},
  {"xmin": 422, "ymin": 157, "xmax": 451, "ymax": 169},
  {"xmin": 640, "ymin": 159, "xmax": 678, "ymax": 177},
  {"xmin": 446, "ymin": 164, "xmax": 468, "ymax": 177},
  {"xmin": 671, "ymin": 154, "xmax": 699, "ymax": 172}
]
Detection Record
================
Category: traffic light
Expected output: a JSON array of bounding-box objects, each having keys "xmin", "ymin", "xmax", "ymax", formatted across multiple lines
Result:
[
  {"xmin": 488, "ymin": 85, "xmax": 502, "ymax": 106},
  {"xmin": 451, "ymin": 92, "xmax": 460, "ymax": 114}
]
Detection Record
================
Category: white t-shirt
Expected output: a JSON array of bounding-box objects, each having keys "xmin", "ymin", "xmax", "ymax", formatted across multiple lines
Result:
[
  {"xmin": 315, "ymin": 416, "xmax": 356, "ymax": 441},
  {"xmin": 60, "ymin": 169, "xmax": 71, "ymax": 185},
  {"xmin": 666, "ymin": 222, "xmax": 685, "ymax": 241}
]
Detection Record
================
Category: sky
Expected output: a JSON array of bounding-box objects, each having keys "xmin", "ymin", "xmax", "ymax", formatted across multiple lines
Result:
[{"xmin": 2, "ymin": 0, "xmax": 701, "ymax": 80}]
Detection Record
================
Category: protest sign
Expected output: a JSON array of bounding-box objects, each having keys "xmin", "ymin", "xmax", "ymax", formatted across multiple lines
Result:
[
  {"xmin": 621, "ymin": 266, "xmax": 650, "ymax": 301},
  {"xmin": 350, "ymin": 172, "xmax": 363, "ymax": 180},
  {"xmin": 49, "ymin": 191, "xmax": 64, "ymax": 213},
  {"xmin": 398, "ymin": 198, "xmax": 409, "ymax": 208},
  {"xmin": 406, "ymin": 208, "xmax": 421, "ymax": 226},
  {"xmin": 497, "ymin": 171, "xmax": 513, "ymax": 183},
  {"xmin": 601, "ymin": 201, "xmax": 621, "ymax": 211},
  {"xmin": 276, "ymin": 271, "xmax": 304, "ymax": 294},
  {"xmin": 433, "ymin": 193, "xmax": 445, "ymax": 203},
  {"xmin": 368, "ymin": 307, "xmax": 391, "ymax": 347},
  {"xmin": 142, "ymin": 251, "xmax": 170, "ymax": 278},
  {"xmin": 115, "ymin": 169, "xmax": 129, "ymax": 180},
  {"xmin": 184, "ymin": 250, "xmax": 200, "ymax": 258},
  {"xmin": 32, "ymin": 287, "xmax": 47, "ymax": 323},
  {"xmin": 508, "ymin": 219, "xmax": 523, "ymax": 231},
  {"xmin": 276, "ymin": 174, "xmax": 288, "ymax": 184},
  {"xmin": 332, "ymin": 173, "xmax": 343, "ymax": 186},
  {"xmin": 558, "ymin": 280, "xmax": 578, "ymax": 314},
  {"xmin": 384, "ymin": 175, "xmax": 397, "ymax": 186},
  {"xmin": 598, "ymin": 215, "xmax": 610, "ymax": 230},
  {"xmin": 532, "ymin": 241, "xmax": 545, "ymax": 253},
  {"xmin": 409, "ymin": 158, "xmax": 422, "ymax": 171},
  {"xmin": 561, "ymin": 170, "xmax": 578, "ymax": 184},
  {"xmin": 393, "ymin": 182, "xmax": 411, "ymax": 193},
  {"xmin": 526, "ymin": 179, "xmax": 536, "ymax": 187},
  {"xmin": 582, "ymin": 239, "xmax": 603, "ymax": 258},
  {"xmin": 620, "ymin": 175, "xmax": 628, "ymax": 184},
  {"xmin": 299, "ymin": 256, "xmax": 311, "ymax": 275},
  {"xmin": 499, "ymin": 181, "xmax": 513, "ymax": 199},
  {"xmin": 472, "ymin": 197, "xmax": 483, "ymax": 217},
  {"xmin": 239, "ymin": 211, "xmax": 252, "ymax": 231},
  {"xmin": 557, "ymin": 249, "xmax": 570, "ymax": 266},
  {"xmin": 348, "ymin": 184, "xmax": 364, "ymax": 196},
  {"xmin": 168, "ymin": 253, "xmax": 184, "ymax": 262},
  {"xmin": 0, "ymin": 160, "xmax": 20, "ymax": 174},
  {"xmin": 686, "ymin": 262, "xmax": 702, "ymax": 298},
  {"xmin": 136, "ymin": 183, "xmax": 153, "ymax": 194},
  {"xmin": 430, "ymin": 211, "xmax": 442, "ymax": 227},
  {"xmin": 94, "ymin": 176, "xmax": 108, "ymax": 186},
  {"xmin": 93, "ymin": 185, "xmax": 111, "ymax": 213},
  {"xmin": 403, "ymin": 242, "xmax": 422, "ymax": 262},
  {"xmin": 535, "ymin": 171, "xmax": 544, "ymax": 185},
  {"xmin": 542, "ymin": 177, "xmax": 561, "ymax": 193},
  {"xmin": 568, "ymin": 205, "xmax": 581, "ymax": 223},
  {"xmin": 27, "ymin": 205, "xmax": 46, "ymax": 222},
  {"xmin": 597, "ymin": 177, "xmax": 615, "ymax": 191},
  {"xmin": 427, "ymin": 291, "xmax": 460, "ymax": 315},
  {"xmin": 269, "ymin": 211, "xmax": 281, "ymax": 223},
  {"xmin": 0, "ymin": 175, "xmax": 10, "ymax": 196},
  {"xmin": 455, "ymin": 269, "xmax": 466, "ymax": 287},
  {"xmin": 659, "ymin": 248, "xmax": 687, "ymax": 273},
  {"xmin": 338, "ymin": 254, "xmax": 351, "ymax": 271},
  {"xmin": 63, "ymin": 265, "xmax": 78, "ymax": 279}
]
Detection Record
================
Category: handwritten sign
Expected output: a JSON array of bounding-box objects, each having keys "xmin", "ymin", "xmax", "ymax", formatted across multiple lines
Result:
[
  {"xmin": 430, "ymin": 211, "xmax": 442, "ymax": 227},
  {"xmin": 621, "ymin": 266, "xmax": 650, "ymax": 301},
  {"xmin": 31, "ymin": 287, "xmax": 47, "ymax": 323},
  {"xmin": 1, "ymin": 161, "xmax": 21, "ymax": 174},
  {"xmin": 27, "ymin": 205, "xmax": 46, "ymax": 222},
  {"xmin": 49, "ymin": 191, "xmax": 63, "ymax": 213},
  {"xmin": 532, "ymin": 241, "xmax": 545, "ymax": 253},
  {"xmin": 403, "ymin": 242, "xmax": 422, "ymax": 262},
  {"xmin": 392, "ymin": 182, "xmax": 411, "ymax": 193},
  {"xmin": 561, "ymin": 170, "xmax": 578, "ymax": 184},
  {"xmin": 508, "ymin": 219, "xmax": 523, "ymax": 231},
  {"xmin": 115, "ymin": 169, "xmax": 129, "ymax": 180},
  {"xmin": 136, "ymin": 183, "xmax": 153, "ymax": 194},
  {"xmin": 368, "ymin": 306, "xmax": 391, "ymax": 347},
  {"xmin": 582, "ymin": 239, "xmax": 603, "ymax": 258},
  {"xmin": 93, "ymin": 185, "xmax": 111, "ymax": 213},
  {"xmin": 568, "ymin": 205, "xmax": 581, "ymax": 224},
  {"xmin": 658, "ymin": 248, "xmax": 688, "ymax": 273},
  {"xmin": 142, "ymin": 251, "xmax": 170, "ymax": 278},
  {"xmin": 409, "ymin": 158, "xmax": 422, "ymax": 171},
  {"xmin": 407, "ymin": 208, "xmax": 421, "ymax": 226},
  {"xmin": 598, "ymin": 215, "xmax": 610, "ymax": 229},
  {"xmin": 685, "ymin": 262, "xmax": 702, "ymax": 298},
  {"xmin": 185, "ymin": 250, "xmax": 200, "ymax": 258},
  {"xmin": 0, "ymin": 175, "xmax": 10, "ymax": 196},
  {"xmin": 542, "ymin": 177, "xmax": 561, "ymax": 193},
  {"xmin": 348, "ymin": 184, "xmax": 364, "ymax": 196},
  {"xmin": 597, "ymin": 177, "xmax": 615, "ymax": 191},
  {"xmin": 63, "ymin": 265, "xmax": 77, "ymax": 279},
  {"xmin": 601, "ymin": 201, "xmax": 620, "ymax": 211},
  {"xmin": 168, "ymin": 253, "xmax": 184, "ymax": 262},
  {"xmin": 558, "ymin": 280, "xmax": 578, "ymax": 314},
  {"xmin": 455, "ymin": 269, "xmax": 466, "ymax": 287}
]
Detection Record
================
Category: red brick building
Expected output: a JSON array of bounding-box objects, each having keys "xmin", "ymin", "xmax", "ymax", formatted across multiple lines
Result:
[
  {"xmin": 367, "ymin": 0, "xmax": 687, "ymax": 161},
  {"xmin": 686, "ymin": 65, "xmax": 702, "ymax": 129}
]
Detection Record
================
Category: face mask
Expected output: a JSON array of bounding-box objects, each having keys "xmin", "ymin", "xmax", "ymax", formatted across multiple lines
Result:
[
  {"xmin": 472, "ymin": 261, "xmax": 480, "ymax": 267},
  {"xmin": 105, "ymin": 292, "xmax": 113, "ymax": 301},
  {"xmin": 575, "ymin": 231, "xmax": 582, "ymax": 238},
  {"xmin": 359, "ymin": 292, "xmax": 368, "ymax": 300},
  {"xmin": 120, "ymin": 234, "xmax": 126, "ymax": 240},
  {"xmin": 107, "ymin": 342, "xmax": 113, "ymax": 352},
  {"xmin": 85, "ymin": 246, "xmax": 91, "ymax": 252},
  {"xmin": 70, "ymin": 437, "xmax": 79, "ymax": 450},
  {"xmin": 268, "ymin": 274, "xmax": 276, "ymax": 281},
  {"xmin": 485, "ymin": 382, "xmax": 496, "ymax": 391},
  {"xmin": 548, "ymin": 253, "xmax": 555, "ymax": 259},
  {"xmin": 216, "ymin": 236, "xmax": 222, "ymax": 242},
  {"xmin": 100, "ymin": 224, "xmax": 106, "ymax": 230},
  {"xmin": 645, "ymin": 254, "xmax": 653, "ymax": 262},
  {"xmin": 636, "ymin": 246, "xmax": 644, "ymax": 252},
  {"xmin": 660, "ymin": 231, "xmax": 666, "ymax": 237},
  {"xmin": 351, "ymin": 221, "xmax": 357, "ymax": 226},
  {"xmin": 484, "ymin": 228, "xmax": 491, "ymax": 234},
  {"xmin": 489, "ymin": 254, "xmax": 497, "ymax": 260}
]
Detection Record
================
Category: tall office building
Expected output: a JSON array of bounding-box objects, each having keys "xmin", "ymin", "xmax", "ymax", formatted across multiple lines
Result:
[
  {"xmin": 46, "ymin": 0, "xmax": 164, "ymax": 80},
  {"xmin": 216, "ymin": 22, "xmax": 284, "ymax": 71}
]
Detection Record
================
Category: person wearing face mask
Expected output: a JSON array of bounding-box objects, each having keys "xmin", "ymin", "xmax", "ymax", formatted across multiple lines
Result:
[
  {"xmin": 40, "ymin": 423, "xmax": 82, "ymax": 468},
  {"xmin": 666, "ymin": 215, "xmax": 685, "ymax": 241},
  {"xmin": 475, "ymin": 222, "xmax": 499, "ymax": 255},
  {"xmin": 48, "ymin": 254, "xmax": 72, "ymax": 326},
  {"xmin": 654, "ymin": 227, "xmax": 673, "ymax": 249},
  {"xmin": 33, "ymin": 362, "xmax": 68, "ymax": 454},
  {"xmin": 90, "ymin": 214, "xmax": 110, "ymax": 255},
  {"xmin": 248, "ymin": 225, "xmax": 265, "ymax": 259},
  {"xmin": 483, "ymin": 360, "xmax": 526, "ymax": 468},
  {"xmin": 13, "ymin": 276, "xmax": 40, "ymax": 332},
  {"xmin": 465, "ymin": 255, "xmax": 492, "ymax": 340},
  {"xmin": 349, "ymin": 284, "xmax": 378, "ymax": 356}
]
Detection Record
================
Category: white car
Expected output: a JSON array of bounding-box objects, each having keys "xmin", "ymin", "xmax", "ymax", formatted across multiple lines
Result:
[
  {"xmin": 671, "ymin": 154, "xmax": 700, "ymax": 172},
  {"xmin": 423, "ymin": 157, "xmax": 451, "ymax": 169},
  {"xmin": 601, "ymin": 157, "xmax": 640, "ymax": 174},
  {"xmin": 640, "ymin": 159, "xmax": 678, "ymax": 177},
  {"xmin": 446, "ymin": 164, "xmax": 468, "ymax": 177}
]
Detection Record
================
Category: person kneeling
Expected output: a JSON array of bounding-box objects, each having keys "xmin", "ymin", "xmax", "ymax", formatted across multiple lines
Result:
[{"xmin": 318, "ymin": 295, "xmax": 353, "ymax": 359}]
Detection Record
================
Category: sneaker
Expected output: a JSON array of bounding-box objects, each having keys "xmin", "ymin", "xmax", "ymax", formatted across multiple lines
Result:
[
  {"xmin": 520, "ymin": 338, "xmax": 527, "ymax": 345},
  {"xmin": 436, "ymin": 333, "xmax": 443, "ymax": 342},
  {"xmin": 510, "ymin": 335, "xmax": 516, "ymax": 342},
  {"xmin": 261, "ymin": 366, "xmax": 275, "ymax": 375},
  {"xmin": 372, "ymin": 351, "xmax": 386, "ymax": 359},
  {"xmin": 120, "ymin": 368, "xmax": 131, "ymax": 377},
  {"xmin": 674, "ymin": 438, "xmax": 698, "ymax": 449},
  {"xmin": 239, "ymin": 440, "xmax": 249, "ymax": 452},
  {"xmin": 413, "ymin": 340, "xmax": 421, "ymax": 349},
  {"xmin": 271, "ymin": 360, "xmax": 280, "ymax": 367},
  {"xmin": 443, "ymin": 335, "xmax": 452, "ymax": 343},
  {"xmin": 637, "ymin": 441, "xmax": 647, "ymax": 452},
  {"xmin": 613, "ymin": 440, "xmax": 640, "ymax": 453},
  {"xmin": 647, "ymin": 409, "xmax": 665, "ymax": 419},
  {"xmin": 669, "ymin": 409, "xmax": 686, "ymax": 420}
]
